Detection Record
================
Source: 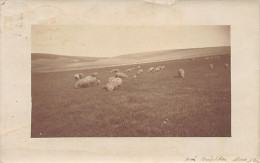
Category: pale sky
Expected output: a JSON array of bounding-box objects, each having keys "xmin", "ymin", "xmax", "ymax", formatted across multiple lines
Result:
[{"xmin": 32, "ymin": 25, "xmax": 230, "ymax": 57}]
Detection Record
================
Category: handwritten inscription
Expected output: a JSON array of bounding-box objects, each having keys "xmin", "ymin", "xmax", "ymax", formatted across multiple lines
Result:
[
  {"xmin": 185, "ymin": 157, "xmax": 197, "ymax": 162},
  {"xmin": 233, "ymin": 157, "xmax": 260, "ymax": 163},
  {"xmin": 201, "ymin": 156, "xmax": 227, "ymax": 162}
]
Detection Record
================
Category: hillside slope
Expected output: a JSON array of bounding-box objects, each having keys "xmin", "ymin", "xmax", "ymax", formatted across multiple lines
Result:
[{"xmin": 32, "ymin": 46, "xmax": 230, "ymax": 72}]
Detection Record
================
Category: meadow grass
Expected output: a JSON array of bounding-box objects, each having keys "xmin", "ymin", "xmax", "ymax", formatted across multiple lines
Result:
[{"xmin": 31, "ymin": 55, "xmax": 231, "ymax": 137}]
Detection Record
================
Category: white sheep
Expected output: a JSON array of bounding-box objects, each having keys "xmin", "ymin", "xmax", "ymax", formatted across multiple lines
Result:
[
  {"xmin": 137, "ymin": 69, "xmax": 143, "ymax": 75},
  {"xmin": 133, "ymin": 75, "xmax": 137, "ymax": 79},
  {"xmin": 209, "ymin": 64, "xmax": 214, "ymax": 70},
  {"xmin": 224, "ymin": 63, "xmax": 229, "ymax": 69},
  {"xmin": 82, "ymin": 76, "xmax": 97, "ymax": 85},
  {"xmin": 111, "ymin": 69, "xmax": 120, "ymax": 73},
  {"xmin": 74, "ymin": 73, "xmax": 83, "ymax": 80},
  {"xmin": 103, "ymin": 78, "xmax": 123, "ymax": 91},
  {"xmin": 148, "ymin": 67, "xmax": 155, "ymax": 72},
  {"xmin": 137, "ymin": 65, "xmax": 141, "ymax": 69},
  {"xmin": 91, "ymin": 72, "xmax": 98, "ymax": 77},
  {"xmin": 74, "ymin": 76, "xmax": 97, "ymax": 89},
  {"xmin": 131, "ymin": 68, "xmax": 135, "ymax": 70},
  {"xmin": 177, "ymin": 69, "xmax": 185, "ymax": 78},
  {"xmin": 115, "ymin": 72, "xmax": 128, "ymax": 78},
  {"xmin": 74, "ymin": 74, "xmax": 80, "ymax": 80},
  {"xmin": 124, "ymin": 68, "xmax": 132, "ymax": 73},
  {"xmin": 158, "ymin": 66, "xmax": 165, "ymax": 70},
  {"xmin": 153, "ymin": 67, "xmax": 160, "ymax": 72},
  {"xmin": 191, "ymin": 58, "xmax": 195, "ymax": 61}
]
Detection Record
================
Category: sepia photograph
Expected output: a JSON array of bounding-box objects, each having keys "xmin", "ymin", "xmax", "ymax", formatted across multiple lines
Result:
[{"xmin": 31, "ymin": 25, "xmax": 231, "ymax": 137}]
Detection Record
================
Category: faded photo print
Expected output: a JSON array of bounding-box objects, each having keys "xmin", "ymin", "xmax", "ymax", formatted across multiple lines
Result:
[{"xmin": 31, "ymin": 25, "xmax": 231, "ymax": 137}]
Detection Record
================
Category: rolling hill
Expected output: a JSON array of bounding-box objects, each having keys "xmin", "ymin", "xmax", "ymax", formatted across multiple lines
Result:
[{"xmin": 32, "ymin": 46, "xmax": 230, "ymax": 72}]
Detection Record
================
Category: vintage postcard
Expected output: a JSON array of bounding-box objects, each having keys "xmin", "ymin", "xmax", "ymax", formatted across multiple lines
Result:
[{"xmin": 0, "ymin": 0, "xmax": 259, "ymax": 162}]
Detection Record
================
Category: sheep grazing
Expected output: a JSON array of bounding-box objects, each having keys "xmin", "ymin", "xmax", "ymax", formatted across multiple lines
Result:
[
  {"xmin": 74, "ymin": 76, "xmax": 97, "ymax": 89},
  {"xmin": 133, "ymin": 75, "xmax": 137, "ymax": 79},
  {"xmin": 137, "ymin": 69, "xmax": 143, "ymax": 75},
  {"xmin": 91, "ymin": 72, "xmax": 98, "ymax": 77},
  {"xmin": 205, "ymin": 57, "xmax": 209, "ymax": 60},
  {"xmin": 74, "ymin": 73, "xmax": 83, "ymax": 80},
  {"xmin": 158, "ymin": 66, "xmax": 165, "ymax": 70},
  {"xmin": 148, "ymin": 67, "xmax": 155, "ymax": 72},
  {"xmin": 191, "ymin": 58, "xmax": 195, "ymax": 61},
  {"xmin": 137, "ymin": 65, "xmax": 141, "ymax": 69},
  {"xmin": 177, "ymin": 69, "xmax": 185, "ymax": 78},
  {"xmin": 111, "ymin": 69, "xmax": 120, "ymax": 73},
  {"xmin": 115, "ymin": 72, "xmax": 128, "ymax": 78},
  {"xmin": 74, "ymin": 74, "xmax": 80, "ymax": 80},
  {"xmin": 103, "ymin": 78, "xmax": 123, "ymax": 92},
  {"xmin": 131, "ymin": 68, "xmax": 135, "ymax": 70},
  {"xmin": 153, "ymin": 67, "xmax": 160, "ymax": 72},
  {"xmin": 224, "ymin": 63, "xmax": 229, "ymax": 69},
  {"xmin": 209, "ymin": 64, "xmax": 214, "ymax": 70},
  {"xmin": 124, "ymin": 68, "xmax": 132, "ymax": 73}
]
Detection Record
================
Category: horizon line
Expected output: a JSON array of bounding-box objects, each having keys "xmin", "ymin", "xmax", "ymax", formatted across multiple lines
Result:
[{"xmin": 31, "ymin": 45, "xmax": 231, "ymax": 58}]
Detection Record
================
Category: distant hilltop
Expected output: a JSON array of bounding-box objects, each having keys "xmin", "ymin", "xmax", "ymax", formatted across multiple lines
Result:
[{"xmin": 32, "ymin": 46, "xmax": 230, "ymax": 73}]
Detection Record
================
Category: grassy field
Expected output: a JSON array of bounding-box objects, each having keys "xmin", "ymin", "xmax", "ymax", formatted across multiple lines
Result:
[{"xmin": 31, "ymin": 55, "xmax": 231, "ymax": 137}]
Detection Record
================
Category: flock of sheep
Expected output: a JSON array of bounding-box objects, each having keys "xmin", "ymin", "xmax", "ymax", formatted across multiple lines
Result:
[
  {"xmin": 73, "ymin": 64, "xmax": 169, "ymax": 91},
  {"xmin": 73, "ymin": 56, "xmax": 229, "ymax": 91}
]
